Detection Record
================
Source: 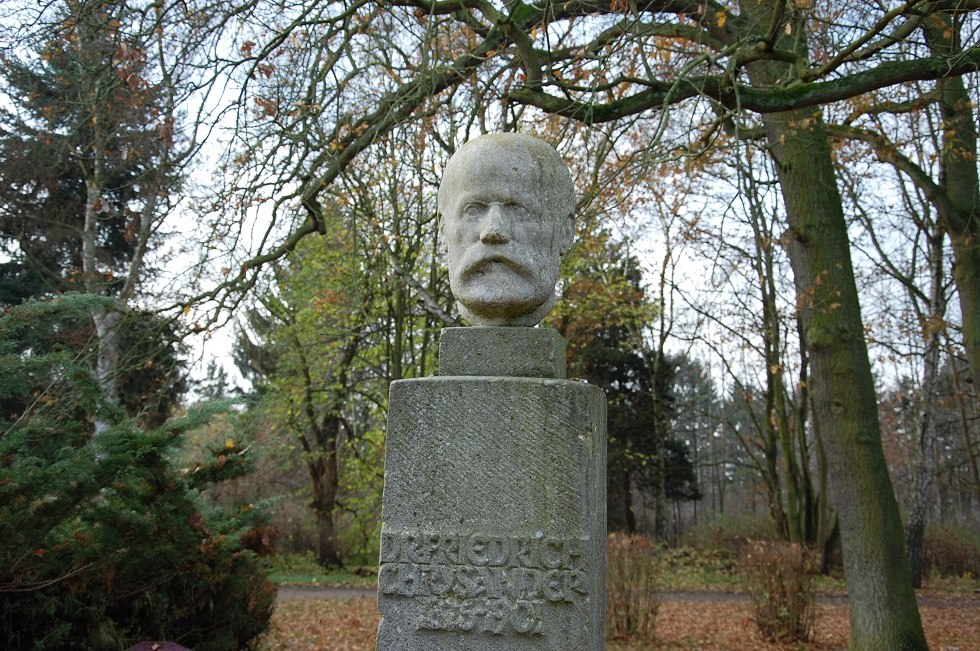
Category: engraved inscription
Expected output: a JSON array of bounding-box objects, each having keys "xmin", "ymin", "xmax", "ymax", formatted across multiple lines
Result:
[
  {"xmin": 379, "ymin": 531, "xmax": 591, "ymax": 635},
  {"xmin": 381, "ymin": 532, "xmax": 588, "ymax": 570}
]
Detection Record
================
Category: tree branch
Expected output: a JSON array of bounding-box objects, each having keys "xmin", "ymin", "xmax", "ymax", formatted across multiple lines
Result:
[
  {"xmin": 509, "ymin": 46, "xmax": 980, "ymax": 120},
  {"xmin": 826, "ymin": 124, "xmax": 967, "ymax": 233}
]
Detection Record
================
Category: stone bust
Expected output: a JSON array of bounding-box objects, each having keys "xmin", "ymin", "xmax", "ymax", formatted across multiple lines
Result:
[{"xmin": 437, "ymin": 133, "xmax": 576, "ymax": 326}]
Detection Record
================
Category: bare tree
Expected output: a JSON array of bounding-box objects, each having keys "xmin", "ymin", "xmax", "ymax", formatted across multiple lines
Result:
[{"xmin": 143, "ymin": 2, "xmax": 980, "ymax": 646}]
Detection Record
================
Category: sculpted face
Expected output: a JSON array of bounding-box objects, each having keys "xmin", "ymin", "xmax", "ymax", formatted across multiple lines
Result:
[{"xmin": 438, "ymin": 133, "xmax": 576, "ymax": 326}]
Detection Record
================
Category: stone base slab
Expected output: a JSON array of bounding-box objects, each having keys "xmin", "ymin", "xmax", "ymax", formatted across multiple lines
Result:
[{"xmin": 377, "ymin": 375, "xmax": 606, "ymax": 651}]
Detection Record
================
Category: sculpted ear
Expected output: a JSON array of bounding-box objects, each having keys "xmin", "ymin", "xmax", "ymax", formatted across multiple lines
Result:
[
  {"xmin": 558, "ymin": 213, "xmax": 575, "ymax": 255},
  {"xmin": 437, "ymin": 210, "xmax": 448, "ymax": 254}
]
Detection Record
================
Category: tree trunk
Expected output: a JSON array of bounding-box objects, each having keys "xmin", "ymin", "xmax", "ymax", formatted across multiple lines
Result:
[
  {"xmin": 923, "ymin": 14, "xmax": 980, "ymax": 390},
  {"xmin": 819, "ymin": 513, "xmax": 841, "ymax": 576},
  {"xmin": 623, "ymin": 471, "xmax": 637, "ymax": 534},
  {"xmin": 745, "ymin": 161, "xmax": 804, "ymax": 542},
  {"xmin": 906, "ymin": 220, "xmax": 946, "ymax": 588},
  {"xmin": 946, "ymin": 352, "xmax": 980, "ymax": 509},
  {"xmin": 950, "ymin": 241, "xmax": 980, "ymax": 389},
  {"xmin": 811, "ymin": 398, "xmax": 837, "ymax": 574},
  {"xmin": 296, "ymin": 338, "xmax": 354, "ymax": 570},
  {"xmin": 652, "ymin": 268, "xmax": 670, "ymax": 544},
  {"xmin": 92, "ymin": 309, "xmax": 122, "ymax": 405},
  {"xmin": 311, "ymin": 443, "xmax": 341, "ymax": 569},
  {"xmin": 767, "ymin": 107, "xmax": 927, "ymax": 650},
  {"xmin": 83, "ymin": 164, "xmax": 121, "ymax": 434},
  {"xmin": 606, "ymin": 465, "xmax": 631, "ymax": 533},
  {"xmin": 904, "ymin": 498, "xmax": 928, "ymax": 589},
  {"xmin": 653, "ymin": 447, "xmax": 667, "ymax": 543},
  {"xmin": 739, "ymin": 2, "xmax": 928, "ymax": 646}
]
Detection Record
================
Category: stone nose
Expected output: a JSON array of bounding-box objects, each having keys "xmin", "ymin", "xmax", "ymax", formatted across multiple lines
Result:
[{"xmin": 479, "ymin": 204, "xmax": 511, "ymax": 244}]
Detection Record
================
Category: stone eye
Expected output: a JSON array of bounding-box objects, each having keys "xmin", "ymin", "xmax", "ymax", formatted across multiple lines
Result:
[
  {"xmin": 462, "ymin": 202, "xmax": 487, "ymax": 219},
  {"xmin": 505, "ymin": 202, "xmax": 530, "ymax": 219}
]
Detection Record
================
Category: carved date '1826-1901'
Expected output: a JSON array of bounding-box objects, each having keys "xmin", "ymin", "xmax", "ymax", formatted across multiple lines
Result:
[{"xmin": 379, "ymin": 531, "xmax": 591, "ymax": 636}]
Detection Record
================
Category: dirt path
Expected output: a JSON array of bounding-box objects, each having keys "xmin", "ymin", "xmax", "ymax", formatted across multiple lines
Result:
[
  {"xmin": 275, "ymin": 585, "xmax": 979, "ymax": 609},
  {"xmin": 277, "ymin": 585, "xmax": 376, "ymax": 600},
  {"xmin": 274, "ymin": 585, "xmax": 765, "ymax": 603}
]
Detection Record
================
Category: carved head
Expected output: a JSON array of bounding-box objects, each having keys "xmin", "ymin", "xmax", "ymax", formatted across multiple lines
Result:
[{"xmin": 437, "ymin": 133, "xmax": 576, "ymax": 326}]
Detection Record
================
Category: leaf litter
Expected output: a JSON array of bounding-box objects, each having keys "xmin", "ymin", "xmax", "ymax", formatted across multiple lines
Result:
[{"xmin": 257, "ymin": 593, "xmax": 980, "ymax": 651}]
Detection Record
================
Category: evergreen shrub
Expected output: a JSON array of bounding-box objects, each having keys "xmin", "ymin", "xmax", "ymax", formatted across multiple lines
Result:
[{"xmin": 0, "ymin": 296, "xmax": 275, "ymax": 650}]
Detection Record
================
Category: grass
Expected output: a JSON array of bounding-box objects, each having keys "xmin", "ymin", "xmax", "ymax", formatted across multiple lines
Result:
[
  {"xmin": 656, "ymin": 547, "xmax": 743, "ymax": 592},
  {"xmin": 266, "ymin": 553, "xmax": 375, "ymax": 588}
]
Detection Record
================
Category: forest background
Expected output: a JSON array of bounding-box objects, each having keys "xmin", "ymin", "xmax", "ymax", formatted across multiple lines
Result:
[{"xmin": 0, "ymin": 1, "xmax": 978, "ymax": 650}]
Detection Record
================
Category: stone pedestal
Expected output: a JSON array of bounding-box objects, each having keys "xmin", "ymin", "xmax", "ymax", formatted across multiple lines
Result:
[{"xmin": 377, "ymin": 327, "xmax": 606, "ymax": 651}]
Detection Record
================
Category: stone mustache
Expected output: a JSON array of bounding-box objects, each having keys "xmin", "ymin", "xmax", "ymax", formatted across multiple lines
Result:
[
  {"xmin": 376, "ymin": 133, "xmax": 607, "ymax": 651},
  {"xmin": 437, "ymin": 133, "xmax": 576, "ymax": 327}
]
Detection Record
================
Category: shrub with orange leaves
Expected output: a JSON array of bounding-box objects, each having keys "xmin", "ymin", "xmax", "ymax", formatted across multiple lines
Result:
[
  {"xmin": 740, "ymin": 539, "xmax": 817, "ymax": 643},
  {"xmin": 606, "ymin": 532, "xmax": 660, "ymax": 642}
]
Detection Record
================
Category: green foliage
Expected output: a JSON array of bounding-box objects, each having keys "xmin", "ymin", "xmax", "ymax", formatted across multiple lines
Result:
[
  {"xmin": 740, "ymin": 540, "xmax": 816, "ymax": 643},
  {"xmin": 925, "ymin": 523, "xmax": 980, "ymax": 579},
  {"xmin": 113, "ymin": 311, "xmax": 189, "ymax": 429},
  {"xmin": 606, "ymin": 533, "xmax": 659, "ymax": 642},
  {"xmin": 236, "ymin": 222, "xmax": 403, "ymax": 568},
  {"xmin": 266, "ymin": 553, "xmax": 374, "ymax": 588},
  {"xmin": 549, "ymin": 229, "xmax": 701, "ymax": 532},
  {"xmin": 0, "ymin": 293, "xmax": 114, "ymax": 426},
  {"xmin": 334, "ymin": 424, "xmax": 386, "ymax": 566},
  {"xmin": 0, "ymin": 292, "xmax": 188, "ymax": 435},
  {"xmin": 0, "ymin": 0, "xmax": 178, "ymax": 300},
  {"xmin": 0, "ymin": 295, "xmax": 274, "ymax": 650},
  {"xmin": 680, "ymin": 512, "xmax": 780, "ymax": 554}
]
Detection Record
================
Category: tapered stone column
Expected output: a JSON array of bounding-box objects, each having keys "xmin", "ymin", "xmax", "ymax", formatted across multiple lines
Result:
[{"xmin": 376, "ymin": 327, "xmax": 606, "ymax": 651}]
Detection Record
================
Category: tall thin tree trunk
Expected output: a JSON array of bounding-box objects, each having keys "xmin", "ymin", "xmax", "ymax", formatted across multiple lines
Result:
[
  {"xmin": 923, "ymin": 15, "xmax": 980, "ymax": 390},
  {"xmin": 768, "ymin": 107, "xmax": 927, "ymax": 650},
  {"xmin": 652, "ymin": 249, "xmax": 672, "ymax": 544},
  {"xmin": 622, "ymin": 472, "xmax": 637, "ymax": 534},
  {"xmin": 739, "ymin": 3, "xmax": 928, "ymax": 646},
  {"xmin": 653, "ymin": 444, "xmax": 667, "ymax": 542},
  {"xmin": 905, "ymin": 220, "xmax": 946, "ymax": 588},
  {"xmin": 742, "ymin": 152, "xmax": 805, "ymax": 542},
  {"xmin": 83, "ymin": 161, "xmax": 121, "ymax": 433}
]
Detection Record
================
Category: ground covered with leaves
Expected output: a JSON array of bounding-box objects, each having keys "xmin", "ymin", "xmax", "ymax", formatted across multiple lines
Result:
[{"xmin": 257, "ymin": 592, "xmax": 980, "ymax": 651}]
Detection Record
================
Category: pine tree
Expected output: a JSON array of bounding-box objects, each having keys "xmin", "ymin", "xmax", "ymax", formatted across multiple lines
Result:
[
  {"xmin": 549, "ymin": 230, "xmax": 701, "ymax": 534},
  {"xmin": 0, "ymin": 0, "xmax": 185, "ymax": 420},
  {"xmin": 0, "ymin": 295, "xmax": 275, "ymax": 650}
]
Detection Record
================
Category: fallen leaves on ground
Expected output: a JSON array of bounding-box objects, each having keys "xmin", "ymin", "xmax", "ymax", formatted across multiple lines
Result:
[
  {"xmin": 257, "ymin": 593, "xmax": 980, "ymax": 651},
  {"xmin": 257, "ymin": 598, "xmax": 377, "ymax": 651}
]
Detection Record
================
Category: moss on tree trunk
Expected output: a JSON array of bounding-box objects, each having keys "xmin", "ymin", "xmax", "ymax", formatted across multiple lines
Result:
[{"xmin": 763, "ymin": 106, "xmax": 927, "ymax": 651}]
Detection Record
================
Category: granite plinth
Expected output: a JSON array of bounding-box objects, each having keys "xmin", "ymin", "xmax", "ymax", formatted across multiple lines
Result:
[
  {"xmin": 438, "ymin": 327, "xmax": 566, "ymax": 379},
  {"xmin": 377, "ymin": 328, "xmax": 606, "ymax": 651}
]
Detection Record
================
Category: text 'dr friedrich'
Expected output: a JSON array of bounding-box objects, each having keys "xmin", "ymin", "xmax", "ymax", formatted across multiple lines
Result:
[{"xmin": 378, "ymin": 531, "xmax": 591, "ymax": 636}]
